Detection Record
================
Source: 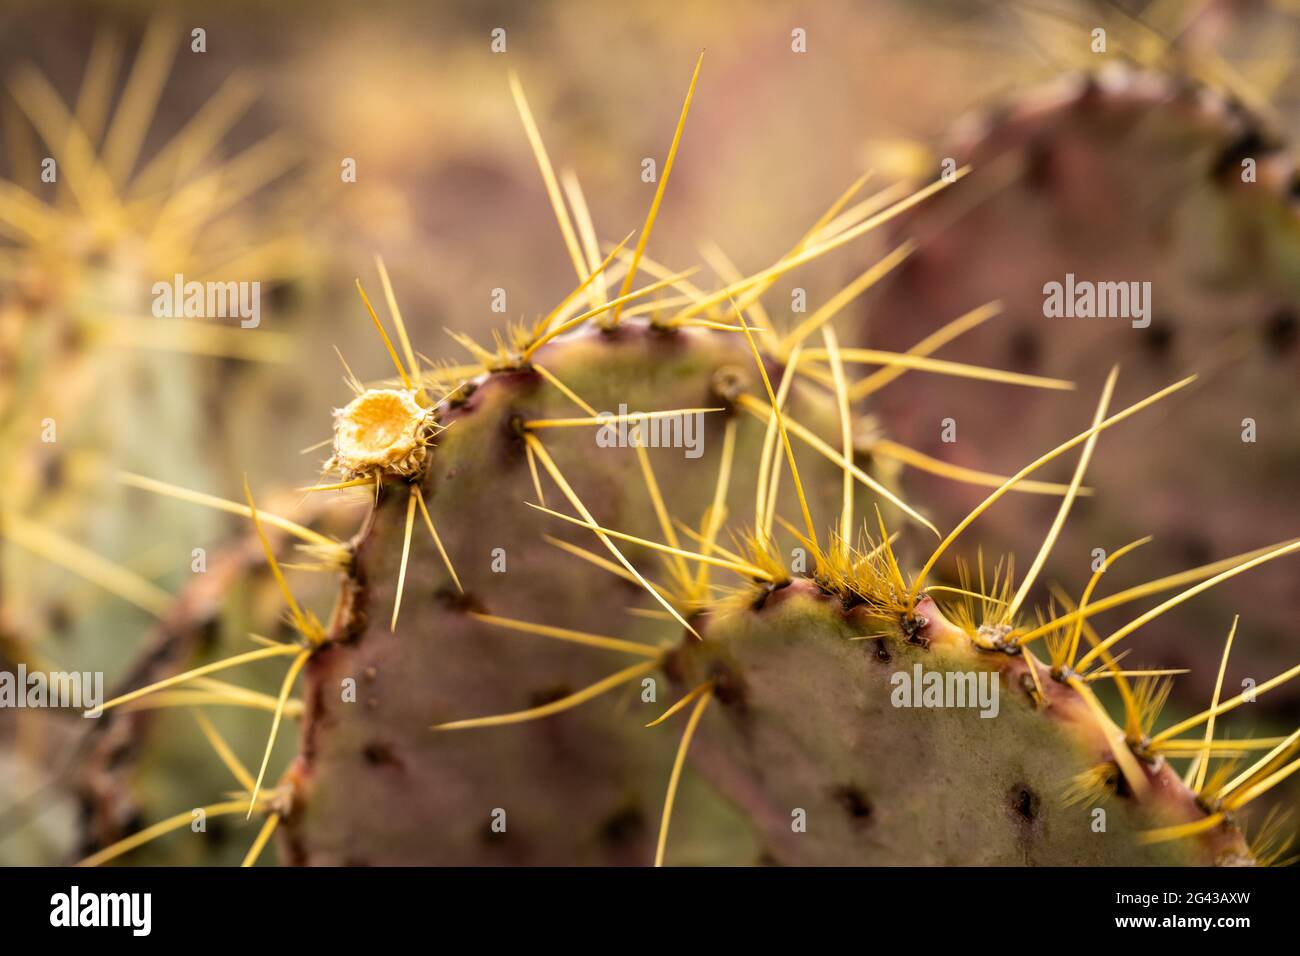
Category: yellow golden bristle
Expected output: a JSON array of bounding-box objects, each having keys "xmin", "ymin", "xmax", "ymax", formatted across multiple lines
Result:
[
  {"xmin": 79, "ymin": 800, "xmax": 262, "ymax": 868},
  {"xmin": 1062, "ymin": 763, "xmax": 1118, "ymax": 808},
  {"xmin": 939, "ymin": 550, "xmax": 1016, "ymax": 639},
  {"xmin": 1002, "ymin": 368, "xmax": 1116, "ymax": 623},
  {"xmin": 1126, "ymin": 674, "xmax": 1175, "ymax": 745},
  {"xmin": 913, "ymin": 375, "xmax": 1196, "ymax": 601},
  {"xmin": 653, "ymin": 682, "xmax": 713, "ymax": 867},
  {"xmin": 611, "ymin": 52, "xmax": 703, "ymax": 327},
  {"xmin": 432, "ymin": 660, "xmax": 660, "ymax": 731},
  {"xmin": 1247, "ymin": 807, "xmax": 1297, "ymax": 868}
]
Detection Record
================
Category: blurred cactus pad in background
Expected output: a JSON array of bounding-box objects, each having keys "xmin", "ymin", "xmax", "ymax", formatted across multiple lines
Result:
[{"xmin": 0, "ymin": 0, "xmax": 1297, "ymax": 868}]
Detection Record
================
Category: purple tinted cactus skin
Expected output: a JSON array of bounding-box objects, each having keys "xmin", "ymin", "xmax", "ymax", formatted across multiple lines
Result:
[
  {"xmin": 668, "ymin": 583, "xmax": 1250, "ymax": 866},
  {"xmin": 279, "ymin": 324, "xmax": 869, "ymax": 865},
  {"xmin": 868, "ymin": 66, "xmax": 1300, "ymax": 707},
  {"xmin": 273, "ymin": 320, "xmax": 1272, "ymax": 866}
]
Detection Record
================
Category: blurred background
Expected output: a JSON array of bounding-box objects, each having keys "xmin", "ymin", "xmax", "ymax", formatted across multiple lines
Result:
[{"xmin": 1, "ymin": 0, "xmax": 1297, "ymax": 864}]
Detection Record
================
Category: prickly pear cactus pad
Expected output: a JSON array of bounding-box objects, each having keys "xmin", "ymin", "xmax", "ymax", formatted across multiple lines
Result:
[
  {"xmin": 280, "ymin": 323, "xmax": 878, "ymax": 866},
  {"xmin": 669, "ymin": 585, "xmax": 1251, "ymax": 866},
  {"xmin": 870, "ymin": 64, "xmax": 1300, "ymax": 712},
  {"xmin": 6, "ymin": 4, "xmax": 1300, "ymax": 876}
]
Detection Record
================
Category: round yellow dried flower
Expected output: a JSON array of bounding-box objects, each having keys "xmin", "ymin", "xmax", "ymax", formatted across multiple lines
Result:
[{"xmin": 328, "ymin": 388, "xmax": 433, "ymax": 479}]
